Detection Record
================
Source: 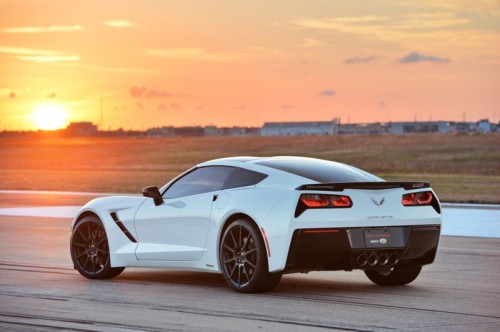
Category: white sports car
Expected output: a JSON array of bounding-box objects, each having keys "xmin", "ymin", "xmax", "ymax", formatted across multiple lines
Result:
[{"xmin": 70, "ymin": 156, "xmax": 441, "ymax": 292}]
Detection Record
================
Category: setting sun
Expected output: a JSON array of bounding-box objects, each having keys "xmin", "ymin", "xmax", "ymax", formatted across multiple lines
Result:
[{"xmin": 32, "ymin": 104, "xmax": 68, "ymax": 131}]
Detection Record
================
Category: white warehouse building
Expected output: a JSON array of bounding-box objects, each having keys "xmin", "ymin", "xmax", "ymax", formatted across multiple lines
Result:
[{"xmin": 261, "ymin": 120, "xmax": 338, "ymax": 136}]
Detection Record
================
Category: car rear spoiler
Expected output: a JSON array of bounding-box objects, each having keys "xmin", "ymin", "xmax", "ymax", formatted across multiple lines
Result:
[{"xmin": 296, "ymin": 182, "xmax": 430, "ymax": 192}]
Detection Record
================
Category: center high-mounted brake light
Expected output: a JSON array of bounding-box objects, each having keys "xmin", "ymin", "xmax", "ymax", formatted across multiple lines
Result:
[{"xmin": 402, "ymin": 191, "xmax": 433, "ymax": 206}]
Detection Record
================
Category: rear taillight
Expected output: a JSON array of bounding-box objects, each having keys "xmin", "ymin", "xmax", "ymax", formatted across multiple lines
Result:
[
  {"xmin": 402, "ymin": 193, "xmax": 416, "ymax": 206},
  {"xmin": 402, "ymin": 191, "xmax": 433, "ymax": 206},
  {"xmin": 296, "ymin": 194, "xmax": 352, "ymax": 217},
  {"xmin": 300, "ymin": 194, "xmax": 330, "ymax": 208},
  {"xmin": 331, "ymin": 195, "xmax": 352, "ymax": 207},
  {"xmin": 300, "ymin": 194, "xmax": 352, "ymax": 208},
  {"xmin": 416, "ymin": 192, "xmax": 433, "ymax": 204}
]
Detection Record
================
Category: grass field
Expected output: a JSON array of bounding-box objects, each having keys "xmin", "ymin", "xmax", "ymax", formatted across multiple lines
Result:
[{"xmin": 0, "ymin": 133, "xmax": 499, "ymax": 203}]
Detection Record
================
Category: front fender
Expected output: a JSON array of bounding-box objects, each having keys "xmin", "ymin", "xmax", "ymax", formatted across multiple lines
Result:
[{"xmin": 72, "ymin": 196, "xmax": 146, "ymax": 267}]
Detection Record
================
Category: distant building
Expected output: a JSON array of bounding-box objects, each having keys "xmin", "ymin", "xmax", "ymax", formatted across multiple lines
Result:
[
  {"xmin": 338, "ymin": 123, "xmax": 386, "ymax": 135},
  {"xmin": 3, "ymin": 116, "xmax": 495, "ymax": 139},
  {"xmin": 217, "ymin": 127, "xmax": 261, "ymax": 136},
  {"xmin": 65, "ymin": 122, "xmax": 98, "ymax": 136},
  {"xmin": 146, "ymin": 126, "xmax": 175, "ymax": 137},
  {"xmin": 477, "ymin": 119, "xmax": 491, "ymax": 133},
  {"xmin": 387, "ymin": 121, "xmax": 454, "ymax": 134},
  {"xmin": 174, "ymin": 126, "xmax": 204, "ymax": 137},
  {"xmin": 204, "ymin": 126, "xmax": 219, "ymax": 136},
  {"xmin": 262, "ymin": 120, "xmax": 338, "ymax": 136}
]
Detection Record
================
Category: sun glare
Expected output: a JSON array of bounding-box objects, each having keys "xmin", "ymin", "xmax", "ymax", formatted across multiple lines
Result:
[{"xmin": 33, "ymin": 104, "xmax": 68, "ymax": 131}]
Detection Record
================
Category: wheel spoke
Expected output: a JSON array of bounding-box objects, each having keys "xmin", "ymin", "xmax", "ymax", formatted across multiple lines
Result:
[
  {"xmin": 76, "ymin": 251, "xmax": 87, "ymax": 259},
  {"xmin": 83, "ymin": 256, "xmax": 89, "ymax": 270},
  {"xmin": 95, "ymin": 254, "xmax": 104, "ymax": 267},
  {"xmin": 245, "ymin": 248, "xmax": 256, "ymax": 255},
  {"xmin": 238, "ymin": 226, "xmax": 242, "ymax": 247},
  {"xmin": 245, "ymin": 260, "xmax": 256, "ymax": 269},
  {"xmin": 77, "ymin": 229, "xmax": 88, "ymax": 242},
  {"xmin": 87, "ymin": 222, "xmax": 91, "ymax": 240},
  {"xmin": 96, "ymin": 237, "xmax": 106, "ymax": 246},
  {"xmin": 224, "ymin": 257, "xmax": 236, "ymax": 264},
  {"xmin": 91, "ymin": 256, "xmax": 96, "ymax": 274},
  {"xmin": 242, "ymin": 235, "xmax": 249, "ymax": 251},
  {"xmin": 229, "ymin": 263, "xmax": 237, "ymax": 278},
  {"xmin": 73, "ymin": 242, "xmax": 87, "ymax": 249},
  {"xmin": 242, "ymin": 265, "xmax": 250, "ymax": 282},
  {"xmin": 223, "ymin": 244, "xmax": 235, "ymax": 253},
  {"xmin": 230, "ymin": 230, "xmax": 237, "ymax": 248},
  {"xmin": 101, "ymin": 252, "xmax": 110, "ymax": 265},
  {"xmin": 237, "ymin": 265, "xmax": 242, "ymax": 286}
]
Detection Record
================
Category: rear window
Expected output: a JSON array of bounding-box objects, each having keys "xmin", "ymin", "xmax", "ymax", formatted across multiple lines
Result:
[
  {"xmin": 222, "ymin": 168, "xmax": 268, "ymax": 189},
  {"xmin": 257, "ymin": 159, "xmax": 378, "ymax": 183}
]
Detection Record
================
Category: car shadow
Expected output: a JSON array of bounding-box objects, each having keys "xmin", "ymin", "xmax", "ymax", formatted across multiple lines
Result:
[{"xmin": 111, "ymin": 268, "xmax": 419, "ymax": 296}]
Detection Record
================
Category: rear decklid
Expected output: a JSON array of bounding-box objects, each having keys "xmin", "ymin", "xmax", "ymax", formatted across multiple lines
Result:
[{"xmin": 295, "ymin": 181, "xmax": 441, "ymax": 224}]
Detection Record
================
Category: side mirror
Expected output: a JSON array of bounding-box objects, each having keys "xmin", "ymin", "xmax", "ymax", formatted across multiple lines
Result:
[{"xmin": 142, "ymin": 186, "xmax": 164, "ymax": 206}]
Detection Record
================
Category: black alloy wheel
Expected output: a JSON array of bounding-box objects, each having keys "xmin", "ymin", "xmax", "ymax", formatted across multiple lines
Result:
[
  {"xmin": 220, "ymin": 219, "xmax": 281, "ymax": 293},
  {"xmin": 70, "ymin": 216, "xmax": 124, "ymax": 279}
]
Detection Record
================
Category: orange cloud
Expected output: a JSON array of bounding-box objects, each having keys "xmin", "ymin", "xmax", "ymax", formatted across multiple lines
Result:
[
  {"xmin": 0, "ymin": 47, "xmax": 79, "ymax": 62},
  {"xmin": 1, "ymin": 25, "xmax": 83, "ymax": 33},
  {"xmin": 145, "ymin": 48, "xmax": 237, "ymax": 62},
  {"xmin": 103, "ymin": 20, "xmax": 135, "ymax": 28}
]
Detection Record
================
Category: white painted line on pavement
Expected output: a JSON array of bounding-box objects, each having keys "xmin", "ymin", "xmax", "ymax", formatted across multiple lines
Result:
[
  {"xmin": 0, "ymin": 206, "xmax": 81, "ymax": 219},
  {"xmin": 0, "ymin": 204, "xmax": 498, "ymax": 238}
]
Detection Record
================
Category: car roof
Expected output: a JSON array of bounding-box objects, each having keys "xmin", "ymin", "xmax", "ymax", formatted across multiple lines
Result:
[
  {"xmin": 197, "ymin": 156, "xmax": 315, "ymax": 167},
  {"xmin": 197, "ymin": 156, "xmax": 381, "ymax": 184}
]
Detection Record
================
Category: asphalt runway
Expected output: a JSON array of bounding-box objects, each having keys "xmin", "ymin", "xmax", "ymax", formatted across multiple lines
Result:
[{"xmin": 1, "ymin": 192, "xmax": 499, "ymax": 331}]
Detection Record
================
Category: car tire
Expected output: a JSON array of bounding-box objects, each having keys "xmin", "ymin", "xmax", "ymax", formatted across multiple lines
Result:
[
  {"xmin": 364, "ymin": 265, "xmax": 422, "ymax": 286},
  {"xmin": 70, "ymin": 216, "xmax": 125, "ymax": 279},
  {"xmin": 220, "ymin": 219, "xmax": 282, "ymax": 293}
]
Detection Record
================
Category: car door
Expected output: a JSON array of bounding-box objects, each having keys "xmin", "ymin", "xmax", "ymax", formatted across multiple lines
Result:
[{"xmin": 134, "ymin": 166, "xmax": 234, "ymax": 261}]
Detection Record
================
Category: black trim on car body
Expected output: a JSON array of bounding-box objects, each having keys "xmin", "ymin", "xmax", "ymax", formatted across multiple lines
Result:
[
  {"xmin": 296, "ymin": 182, "xmax": 430, "ymax": 191},
  {"xmin": 110, "ymin": 212, "xmax": 137, "ymax": 243},
  {"xmin": 284, "ymin": 225, "xmax": 440, "ymax": 273}
]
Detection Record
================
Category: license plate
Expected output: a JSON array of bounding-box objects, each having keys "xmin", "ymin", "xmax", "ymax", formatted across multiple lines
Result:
[{"xmin": 363, "ymin": 227, "xmax": 404, "ymax": 248}]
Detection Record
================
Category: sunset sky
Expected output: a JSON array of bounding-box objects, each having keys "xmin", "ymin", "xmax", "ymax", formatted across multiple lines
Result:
[{"xmin": 1, "ymin": 0, "xmax": 499, "ymax": 131}]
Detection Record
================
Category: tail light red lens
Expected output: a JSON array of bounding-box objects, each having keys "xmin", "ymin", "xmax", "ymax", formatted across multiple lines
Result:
[
  {"xmin": 299, "ymin": 194, "xmax": 352, "ymax": 209},
  {"xmin": 331, "ymin": 195, "xmax": 352, "ymax": 207},
  {"xmin": 416, "ymin": 192, "xmax": 433, "ymax": 205},
  {"xmin": 300, "ymin": 194, "xmax": 330, "ymax": 208},
  {"xmin": 402, "ymin": 193, "xmax": 416, "ymax": 206},
  {"xmin": 402, "ymin": 191, "xmax": 433, "ymax": 206}
]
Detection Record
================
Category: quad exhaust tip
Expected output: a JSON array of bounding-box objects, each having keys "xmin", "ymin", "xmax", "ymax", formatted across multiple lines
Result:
[
  {"xmin": 388, "ymin": 253, "xmax": 399, "ymax": 265},
  {"xmin": 355, "ymin": 252, "xmax": 400, "ymax": 268},
  {"xmin": 356, "ymin": 253, "xmax": 368, "ymax": 267},
  {"xmin": 378, "ymin": 253, "xmax": 389, "ymax": 266},
  {"xmin": 367, "ymin": 253, "xmax": 378, "ymax": 267}
]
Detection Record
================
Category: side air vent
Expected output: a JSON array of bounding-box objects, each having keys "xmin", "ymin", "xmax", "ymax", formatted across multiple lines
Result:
[{"xmin": 110, "ymin": 212, "xmax": 137, "ymax": 243}]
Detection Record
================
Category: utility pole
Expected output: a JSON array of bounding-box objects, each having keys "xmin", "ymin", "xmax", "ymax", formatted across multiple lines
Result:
[{"xmin": 100, "ymin": 95, "xmax": 104, "ymax": 131}]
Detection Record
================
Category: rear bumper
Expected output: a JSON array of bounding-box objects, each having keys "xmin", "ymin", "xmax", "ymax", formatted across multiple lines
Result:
[{"xmin": 284, "ymin": 225, "xmax": 440, "ymax": 273}]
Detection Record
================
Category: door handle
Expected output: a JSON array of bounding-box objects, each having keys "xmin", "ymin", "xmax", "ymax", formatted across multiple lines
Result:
[{"xmin": 213, "ymin": 194, "xmax": 219, "ymax": 202}]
